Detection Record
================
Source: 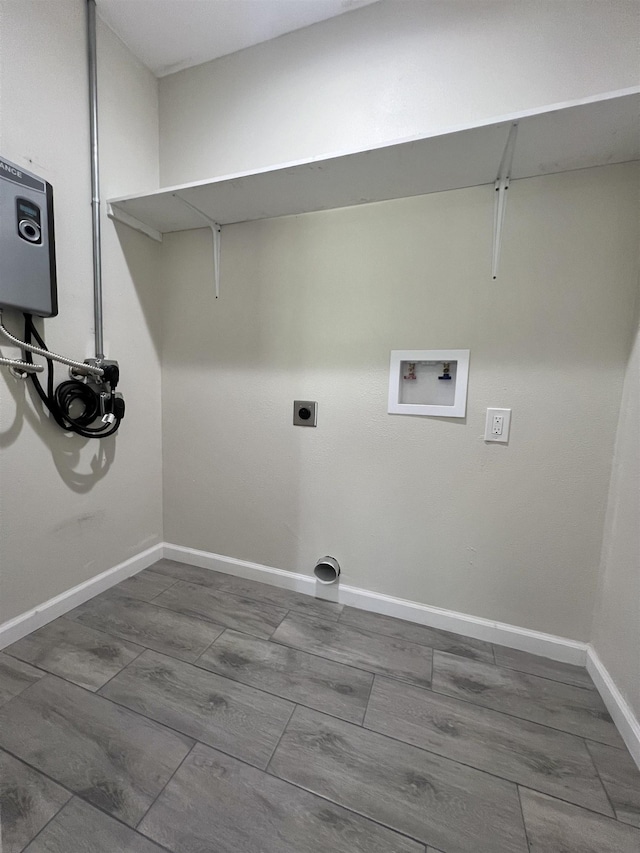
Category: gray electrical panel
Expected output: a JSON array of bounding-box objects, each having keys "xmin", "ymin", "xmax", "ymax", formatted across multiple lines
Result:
[{"xmin": 0, "ymin": 155, "xmax": 57, "ymax": 317}]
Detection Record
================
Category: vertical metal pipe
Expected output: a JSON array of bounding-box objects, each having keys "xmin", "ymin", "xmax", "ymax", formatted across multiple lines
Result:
[{"xmin": 87, "ymin": 0, "xmax": 104, "ymax": 359}]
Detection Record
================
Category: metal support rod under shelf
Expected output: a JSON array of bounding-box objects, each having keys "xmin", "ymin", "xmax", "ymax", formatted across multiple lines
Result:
[
  {"xmin": 172, "ymin": 193, "xmax": 221, "ymax": 299},
  {"xmin": 492, "ymin": 122, "xmax": 518, "ymax": 280}
]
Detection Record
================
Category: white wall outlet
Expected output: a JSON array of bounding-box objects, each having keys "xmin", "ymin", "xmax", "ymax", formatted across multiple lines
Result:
[{"xmin": 484, "ymin": 408, "xmax": 511, "ymax": 443}]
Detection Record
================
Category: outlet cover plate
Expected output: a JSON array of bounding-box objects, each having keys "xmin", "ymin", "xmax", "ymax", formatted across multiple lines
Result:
[
  {"xmin": 484, "ymin": 408, "xmax": 511, "ymax": 443},
  {"xmin": 293, "ymin": 400, "xmax": 317, "ymax": 427}
]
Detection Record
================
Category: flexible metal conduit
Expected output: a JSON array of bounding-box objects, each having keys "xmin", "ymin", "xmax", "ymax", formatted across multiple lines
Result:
[
  {"xmin": 87, "ymin": 0, "xmax": 104, "ymax": 360},
  {"xmin": 0, "ymin": 312, "xmax": 103, "ymax": 376},
  {"xmin": 0, "ymin": 355, "xmax": 43, "ymax": 374}
]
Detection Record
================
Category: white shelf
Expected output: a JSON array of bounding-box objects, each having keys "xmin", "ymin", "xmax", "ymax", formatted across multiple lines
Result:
[{"xmin": 108, "ymin": 89, "xmax": 639, "ymax": 240}]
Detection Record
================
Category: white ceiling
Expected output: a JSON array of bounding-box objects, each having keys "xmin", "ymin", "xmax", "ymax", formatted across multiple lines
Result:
[{"xmin": 96, "ymin": 0, "xmax": 381, "ymax": 77}]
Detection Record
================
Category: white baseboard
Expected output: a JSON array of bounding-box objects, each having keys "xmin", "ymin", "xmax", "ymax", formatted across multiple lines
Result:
[
  {"xmin": 0, "ymin": 543, "xmax": 164, "ymax": 651},
  {"xmin": 3, "ymin": 541, "xmax": 636, "ymax": 769},
  {"xmin": 162, "ymin": 543, "xmax": 587, "ymax": 666},
  {"xmin": 168, "ymin": 544, "xmax": 640, "ymax": 765},
  {"xmin": 586, "ymin": 647, "xmax": 640, "ymax": 769}
]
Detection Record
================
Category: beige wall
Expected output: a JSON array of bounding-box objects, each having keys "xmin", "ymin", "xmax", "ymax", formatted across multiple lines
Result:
[
  {"xmin": 592, "ymin": 315, "xmax": 640, "ymax": 719},
  {"xmin": 1, "ymin": 0, "xmax": 638, "ymax": 668},
  {"xmin": 159, "ymin": 0, "xmax": 640, "ymax": 185},
  {"xmin": 161, "ymin": 163, "xmax": 639, "ymax": 641},
  {"xmin": 0, "ymin": 1, "xmax": 162, "ymax": 624},
  {"xmin": 156, "ymin": 0, "xmax": 640, "ymax": 653}
]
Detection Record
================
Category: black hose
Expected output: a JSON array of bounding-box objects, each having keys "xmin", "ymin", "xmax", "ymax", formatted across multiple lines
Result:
[{"xmin": 23, "ymin": 314, "xmax": 121, "ymax": 438}]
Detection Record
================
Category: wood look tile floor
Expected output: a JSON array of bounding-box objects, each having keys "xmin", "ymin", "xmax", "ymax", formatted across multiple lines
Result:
[{"xmin": 1, "ymin": 559, "xmax": 639, "ymax": 853}]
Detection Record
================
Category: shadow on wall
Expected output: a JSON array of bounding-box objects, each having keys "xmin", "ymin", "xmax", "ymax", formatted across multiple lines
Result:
[
  {"xmin": 111, "ymin": 222, "xmax": 163, "ymax": 360},
  {"xmin": 0, "ymin": 369, "xmax": 116, "ymax": 494}
]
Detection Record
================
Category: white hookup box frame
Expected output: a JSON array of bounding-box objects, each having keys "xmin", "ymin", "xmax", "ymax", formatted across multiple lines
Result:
[{"xmin": 388, "ymin": 349, "xmax": 470, "ymax": 418}]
